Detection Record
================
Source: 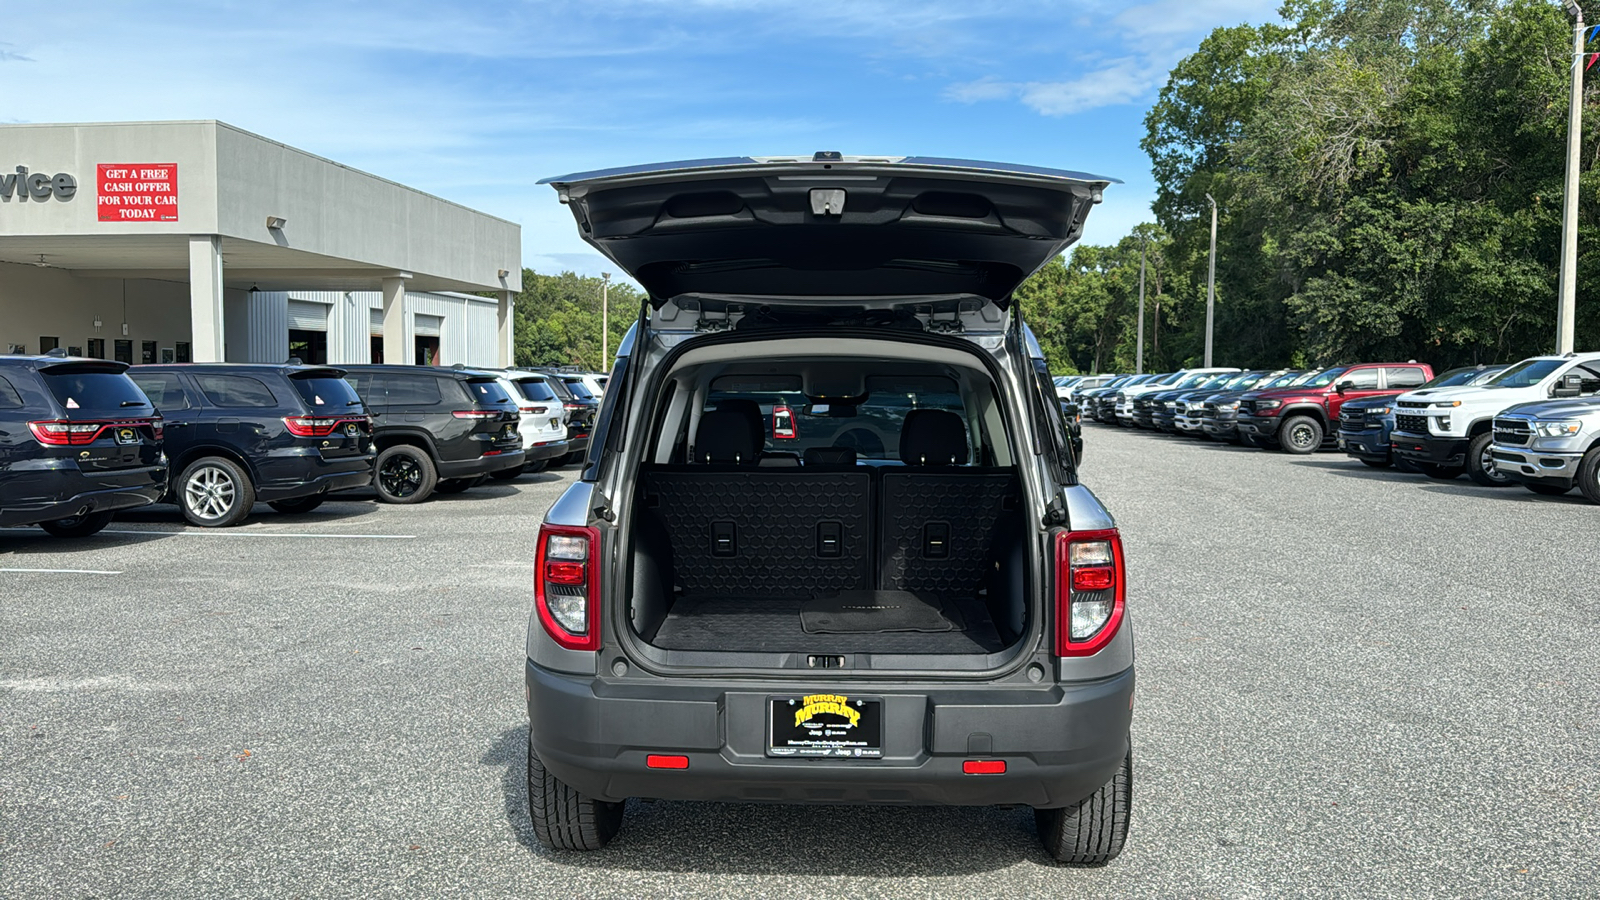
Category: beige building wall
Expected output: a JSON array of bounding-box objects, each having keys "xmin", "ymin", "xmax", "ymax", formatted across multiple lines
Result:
[{"xmin": 0, "ymin": 260, "xmax": 206, "ymax": 361}]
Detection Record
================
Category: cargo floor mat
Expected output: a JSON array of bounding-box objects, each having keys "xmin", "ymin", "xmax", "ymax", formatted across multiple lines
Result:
[
  {"xmin": 650, "ymin": 594, "xmax": 1001, "ymax": 654},
  {"xmin": 800, "ymin": 590, "xmax": 960, "ymax": 634}
]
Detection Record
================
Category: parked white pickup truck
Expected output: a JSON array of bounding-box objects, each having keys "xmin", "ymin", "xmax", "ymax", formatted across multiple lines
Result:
[{"xmin": 1389, "ymin": 352, "xmax": 1600, "ymax": 486}]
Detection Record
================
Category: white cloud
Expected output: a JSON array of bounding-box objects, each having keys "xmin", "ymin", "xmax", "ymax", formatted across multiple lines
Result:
[{"xmin": 947, "ymin": 58, "xmax": 1157, "ymax": 117}]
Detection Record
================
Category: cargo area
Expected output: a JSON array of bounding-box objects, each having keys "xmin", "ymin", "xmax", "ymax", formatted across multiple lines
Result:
[{"xmin": 621, "ymin": 354, "xmax": 1032, "ymax": 662}]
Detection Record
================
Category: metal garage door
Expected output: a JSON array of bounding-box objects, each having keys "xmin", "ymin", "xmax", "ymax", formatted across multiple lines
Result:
[
  {"xmin": 413, "ymin": 314, "xmax": 442, "ymax": 337},
  {"xmin": 287, "ymin": 300, "xmax": 329, "ymax": 331}
]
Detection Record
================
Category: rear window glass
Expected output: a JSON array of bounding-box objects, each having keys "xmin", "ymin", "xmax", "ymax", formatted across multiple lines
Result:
[
  {"xmin": 562, "ymin": 379, "xmax": 595, "ymax": 400},
  {"xmin": 292, "ymin": 376, "xmax": 364, "ymax": 411},
  {"xmin": 195, "ymin": 375, "xmax": 279, "ymax": 408},
  {"xmin": 466, "ymin": 379, "xmax": 514, "ymax": 405},
  {"xmin": 41, "ymin": 369, "xmax": 150, "ymax": 412},
  {"xmin": 0, "ymin": 375, "xmax": 22, "ymax": 409},
  {"xmin": 514, "ymin": 379, "xmax": 557, "ymax": 402},
  {"xmin": 129, "ymin": 373, "xmax": 192, "ymax": 410},
  {"xmin": 705, "ymin": 378, "xmax": 969, "ymax": 463}
]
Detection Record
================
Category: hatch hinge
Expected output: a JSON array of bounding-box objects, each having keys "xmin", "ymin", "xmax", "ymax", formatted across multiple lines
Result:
[
  {"xmin": 1043, "ymin": 496, "xmax": 1069, "ymax": 528},
  {"xmin": 694, "ymin": 307, "xmax": 737, "ymax": 333}
]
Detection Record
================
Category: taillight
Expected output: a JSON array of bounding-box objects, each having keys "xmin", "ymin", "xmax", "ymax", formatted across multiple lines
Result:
[
  {"xmin": 453, "ymin": 410, "xmax": 498, "ymax": 420},
  {"xmin": 535, "ymin": 524, "xmax": 601, "ymax": 652},
  {"xmin": 283, "ymin": 416, "xmax": 339, "ymax": 437},
  {"xmin": 1055, "ymin": 528, "xmax": 1126, "ymax": 657},
  {"xmin": 150, "ymin": 417, "xmax": 164, "ymax": 440},
  {"xmin": 29, "ymin": 420, "xmax": 101, "ymax": 445},
  {"xmin": 773, "ymin": 405, "xmax": 797, "ymax": 439}
]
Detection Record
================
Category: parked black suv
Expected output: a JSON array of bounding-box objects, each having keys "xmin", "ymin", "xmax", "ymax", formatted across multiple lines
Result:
[
  {"xmin": 542, "ymin": 376, "xmax": 598, "ymax": 466},
  {"xmin": 524, "ymin": 155, "xmax": 1133, "ymax": 864},
  {"xmin": 129, "ymin": 364, "xmax": 374, "ymax": 526},
  {"xmin": 0, "ymin": 354, "xmax": 166, "ymax": 537},
  {"xmin": 341, "ymin": 365, "xmax": 524, "ymax": 503}
]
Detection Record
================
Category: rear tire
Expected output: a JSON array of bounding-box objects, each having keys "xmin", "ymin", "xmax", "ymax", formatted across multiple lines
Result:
[
  {"xmin": 39, "ymin": 510, "xmax": 114, "ymax": 538},
  {"xmin": 1465, "ymin": 432, "xmax": 1513, "ymax": 487},
  {"xmin": 1523, "ymin": 483, "xmax": 1571, "ymax": 496},
  {"xmin": 490, "ymin": 464, "xmax": 525, "ymax": 481},
  {"xmin": 527, "ymin": 748, "xmax": 624, "ymax": 851},
  {"xmin": 1576, "ymin": 447, "xmax": 1600, "ymax": 505},
  {"xmin": 525, "ymin": 459, "xmax": 549, "ymax": 474},
  {"xmin": 1279, "ymin": 415, "xmax": 1323, "ymax": 454},
  {"xmin": 1417, "ymin": 462, "xmax": 1463, "ymax": 480},
  {"xmin": 178, "ymin": 457, "xmax": 255, "ymax": 527},
  {"xmin": 374, "ymin": 445, "xmax": 437, "ymax": 504},
  {"xmin": 1036, "ymin": 742, "xmax": 1132, "ymax": 865},
  {"xmin": 268, "ymin": 496, "xmax": 325, "ymax": 514}
]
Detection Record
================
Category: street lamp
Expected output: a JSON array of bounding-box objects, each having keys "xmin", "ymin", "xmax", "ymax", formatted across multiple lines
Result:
[
  {"xmin": 1204, "ymin": 193, "xmax": 1218, "ymax": 368},
  {"xmin": 1559, "ymin": 0, "xmax": 1584, "ymax": 354},
  {"xmin": 600, "ymin": 272, "xmax": 612, "ymax": 370},
  {"xmin": 1136, "ymin": 230, "xmax": 1147, "ymax": 375}
]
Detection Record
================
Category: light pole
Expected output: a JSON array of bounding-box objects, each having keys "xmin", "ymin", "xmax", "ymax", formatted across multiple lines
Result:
[
  {"xmin": 1204, "ymin": 193, "xmax": 1218, "ymax": 368},
  {"xmin": 1559, "ymin": 0, "xmax": 1584, "ymax": 354},
  {"xmin": 600, "ymin": 272, "xmax": 611, "ymax": 370},
  {"xmin": 1136, "ymin": 230, "xmax": 1147, "ymax": 375}
]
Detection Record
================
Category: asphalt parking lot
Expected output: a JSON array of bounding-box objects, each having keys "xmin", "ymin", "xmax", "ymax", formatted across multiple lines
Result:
[{"xmin": 3, "ymin": 429, "xmax": 1597, "ymax": 898}]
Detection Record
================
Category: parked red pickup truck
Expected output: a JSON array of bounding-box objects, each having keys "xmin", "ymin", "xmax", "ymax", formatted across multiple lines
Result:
[{"xmin": 1234, "ymin": 362, "xmax": 1434, "ymax": 454}]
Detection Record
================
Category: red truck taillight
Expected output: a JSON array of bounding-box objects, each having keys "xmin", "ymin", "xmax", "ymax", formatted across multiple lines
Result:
[
  {"xmin": 1055, "ymin": 528, "xmax": 1126, "ymax": 657},
  {"xmin": 535, "ymin": 524, "xmax": 601, "ymax": 651}
]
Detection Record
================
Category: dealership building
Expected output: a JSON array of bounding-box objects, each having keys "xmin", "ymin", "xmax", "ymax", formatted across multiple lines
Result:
[{"xmin": 0, "ymin": 121, "xmax": 521, "ymax": 367}]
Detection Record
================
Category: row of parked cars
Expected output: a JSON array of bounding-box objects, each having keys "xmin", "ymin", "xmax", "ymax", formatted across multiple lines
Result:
[
  {"xmin": 0, "ymin": 353, "xmax": 609, "ymax": 537},
  {"xmin": 1053, "ymin": 351, "xmax": 1600, "ymax": 503}
]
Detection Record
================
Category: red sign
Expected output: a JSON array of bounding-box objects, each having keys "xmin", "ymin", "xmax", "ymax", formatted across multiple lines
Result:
[{"xmin": 97, "ymin": 163, "xmax": 178, "ymax": 222}]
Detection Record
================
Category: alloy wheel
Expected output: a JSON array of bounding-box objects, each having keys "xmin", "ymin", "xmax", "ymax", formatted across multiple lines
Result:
[
  {"xmin": 380, "ymin": 456, "xmax": 422, "ymax": 498},
  {"xmin": 184, "ymin": 465, "xmax": 237, "ymax": 521},
  {"xmin": 1479, "ymin": 444, "xmax": 1508, "ymax": 483},
  {"xmin": 1289, "ymin": 423, "xmax": 1316, "ymax": 451}
]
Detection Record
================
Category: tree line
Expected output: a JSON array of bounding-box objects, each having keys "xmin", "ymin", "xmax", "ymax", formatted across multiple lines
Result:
[{"xmin": 1019, "ymin": 0, "xmax": 1600, "ymax": 375}]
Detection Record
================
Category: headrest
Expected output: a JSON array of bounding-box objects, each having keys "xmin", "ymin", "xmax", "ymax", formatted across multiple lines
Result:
[
  {"xmin": 716, "ymin": 397, "xmax": 765, "ymax": 445},
  {"xmin": 696, "ymin": 408, "xmax": 760, "ymax": 465},
  {"xmin": 899, "ymin": 409, "xmax": 968, "ymax": 466},
  {"xmin": 804, "ymin": 446, "xmax": 858, "ymax": 467}
]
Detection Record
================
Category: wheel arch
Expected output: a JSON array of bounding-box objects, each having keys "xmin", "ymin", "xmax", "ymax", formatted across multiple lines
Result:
[
  {"xmin": 374, "ymin": 428, "xmax": 439, "ymax": 460},
  {"xmin": 171, "ymin": 444, "xmax": 259, "ymax": 489}
]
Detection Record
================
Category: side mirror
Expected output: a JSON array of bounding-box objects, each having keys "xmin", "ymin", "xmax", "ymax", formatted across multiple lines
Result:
[
  {"xmin": 1552, "ymin": 373, "xmax": 1584, "ymax": 398},
  {"xmin": 1336, "ymin": 380, "xmax": 1354, "ymax": 395}
]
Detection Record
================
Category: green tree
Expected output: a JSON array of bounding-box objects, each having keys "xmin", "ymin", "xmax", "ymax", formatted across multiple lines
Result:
[{"xmin": 510, "ymin": 269, "xmax": 643, "ymax": 369}]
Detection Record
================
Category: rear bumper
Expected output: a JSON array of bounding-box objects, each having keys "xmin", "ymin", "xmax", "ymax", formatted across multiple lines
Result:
[
  {"xmin": 437, "ymin": 449, "xmax": 526, "ymax": 479},
  {"xmin": 1490, "ymin": 446, "xmax": 1580, "ymax": 487},
  {"xmin": 526, "ymin": 660, "xmax": 1134, "ymax": 809},
  {"xmin": 0, "ymin": 463, "xmax": 167, "ymax": 527},
  {"xmin": 1391, "ymin": 433, "xmax": 1468, "ymax": 466},
  {"xmin": 254, "ymin": 451, "xmax": 374, "ymax": 501},
  {"xmin": 524, "ymin": 438, "xmax": 570, "ymax": 463}
]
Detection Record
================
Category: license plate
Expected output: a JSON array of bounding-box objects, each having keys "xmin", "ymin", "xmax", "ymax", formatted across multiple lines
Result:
[
  {"xmin": 1337, "ymin": 438, "xmax": 1346, "ymax": 449},
  {"xmin": 113, "ymin": 426, "xmax": 140, "ymax": 445},
  {"xmin": 768, "ymin": 694, "xmax": 882, "ymax": 759}
]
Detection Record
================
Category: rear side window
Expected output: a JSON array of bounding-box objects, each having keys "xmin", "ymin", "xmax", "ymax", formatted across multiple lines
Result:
[
  {"xmin": 562, "ymin": 379, "xmax": 595, "ymax": 400},
  {"xmin": 0, "ymin": 375, "xmax": 22, "ymax": 409},
  {"xmin": 466, "ymin": 378, "xmax": 513, "ymax": 405},
  {"xmin": 1384, "ymin": 367, "xmax": 1427, "ymax": 388},
  {"xmin": 292, "ymin": 376, "xmax": 364, "ymax": 411},
  {"xmin": 514, "ymin": 379, "xmax": 557, "ymax": 402},
  {"xmin": 1341, "ymin": 368, "xmax": 1380, "ymax": 389},
  {"xmin": 194, "ymin": 375, "xmax": 279, "ymax": 408},
  {"xmin": 129, "ymin": 373, "xmax": 192, "ymax": 410},
  {"xmin": 377, "ymin": 375, "xmax": 443, "ymax": 406},
  {"xmin": 41, "ymin": 369, "xmax": 150, "ymax": 412}
]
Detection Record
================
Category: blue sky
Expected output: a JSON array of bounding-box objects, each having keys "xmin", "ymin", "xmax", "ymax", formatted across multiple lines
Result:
[{"xmin": 2, "ymin": 0, "xmax": 1282, "ymax": 281}]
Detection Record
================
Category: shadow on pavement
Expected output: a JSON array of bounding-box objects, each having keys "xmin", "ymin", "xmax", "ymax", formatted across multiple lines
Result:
[{"xmin": 482, "ymin": 726, "xmax": 1049, "ymax": 876}]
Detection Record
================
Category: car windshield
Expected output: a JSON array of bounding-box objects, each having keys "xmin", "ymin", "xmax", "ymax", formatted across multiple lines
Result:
[
  {"xmin": 1172, "ymin": 374, "xmax": 1213, "ymax": 390},
  {"xmin": 1301, "ymin": 368, "xmax": 1349, "ymax": 388},
  {"xmin": 1257, "ymin": 372, "xmax": 1300, "ymax": 389},
  {"xmin": 1423, "ymin": 367, "xmax": 1494, "ymax": 390},
  {"xmin": 291, "ymin": 375, "xmax": 364, "ymax": 410},
  {"xmin": 1486, "ymin": 358, "xmax": 1564, "ymax": 388},
  {"xmin": 1226, "ymin": 372, "xmax": 1266, "ymax": 389}
]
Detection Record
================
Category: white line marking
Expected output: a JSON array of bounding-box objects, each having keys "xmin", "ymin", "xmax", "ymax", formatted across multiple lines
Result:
[
  {"xmin": 0, "ymin": 675, "xmax": 187, "ymax": 692},
  {"xmin": 0, "ymin": 567, "xmax": 124, "ymax": 575},
  {"xmin": 99, "ymin": 529, "xmax": 414, "ymax": 540}
]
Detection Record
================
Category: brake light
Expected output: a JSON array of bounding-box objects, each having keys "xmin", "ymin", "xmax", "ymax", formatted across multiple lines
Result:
[
  {"xmin": 283, "ymin": 416, "xmax": 369, "ymax": 437},
  {"xmin": 773, "ymin": 405, "xmax": 797, "ymax": 439},
  {"xmin": 28, "ymin": 419, "xmax": 159, "ymax": 446},
  {"xmin": 535, "ymin": 524, "xmax": 601, "ymax": 652},
  {"xmin": 150, "ymin": 417, "xmax": 164, "ymax": 440},
  {"xmin": 1055, "ymin": 528, "xmax": 1126, "ymax": 657},
  {"xmin": 521, "ymin": 405, "xmax": 549, "ymax": 415},
  {"xmin": 453, "ymin": 410, "xmax": 498, "ymax": 419}
]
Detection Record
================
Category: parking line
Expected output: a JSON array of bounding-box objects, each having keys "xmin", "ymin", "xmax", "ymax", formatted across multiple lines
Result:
[
  {"xmin": 1, "ymin": 568, "xmax": 124, "ymax": 575},
  {"xmin": 99, "ymin": 529, "xmax": 415, "ymax": 540}
]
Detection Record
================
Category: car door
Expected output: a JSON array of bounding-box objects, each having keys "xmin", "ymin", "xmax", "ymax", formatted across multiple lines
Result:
[
  {"xmin": 1328, "ymin": 367, "xmax": 1385, "ymax": 419},
  {"xmin": 129, "ymin": 370, "xmax": 201, "ymax": 461}
]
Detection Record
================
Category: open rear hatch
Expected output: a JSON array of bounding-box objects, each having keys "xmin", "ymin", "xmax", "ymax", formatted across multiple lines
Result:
[{"xmin": 541, "ymin": 154, "xmax": 1118, "ymax": 307}]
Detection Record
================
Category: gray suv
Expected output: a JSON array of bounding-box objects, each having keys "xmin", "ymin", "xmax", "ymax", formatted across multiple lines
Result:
[{"xmin": 522, "ymin": 154, "xmax": 1134, "ymax": 864}]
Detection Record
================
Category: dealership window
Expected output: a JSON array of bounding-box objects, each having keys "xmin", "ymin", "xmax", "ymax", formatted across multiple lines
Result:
[
  {"xmin": 175, "ymin": 342, "xmax": 191, "ymax": 363},
  {"xmin": 114, "ymin": 340, "xmax": 133, "ymax": 363},
  {"xmin": 39, "ymin": 336, "xmax": 59, "ymax": 353},
  {"xmin": 194, "ymin": 374, "xmax": 278, "ymax": 408},
  {"xmin": 86, "ymin": 338, "xmax": 106, "ymax": 359},
  {"xmin": 142, "ymin": 341, "xmax": 157, "ymax": 364}
]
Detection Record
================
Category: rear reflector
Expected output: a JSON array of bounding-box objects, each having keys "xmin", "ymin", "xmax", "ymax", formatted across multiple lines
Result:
[
  {"xmin": 646, "ymin": 754, "xmax": 689, "ymax": 770},
  {"xmin": 963, "ymin": 760, "xmax": 1006, "ymax": 775}
]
